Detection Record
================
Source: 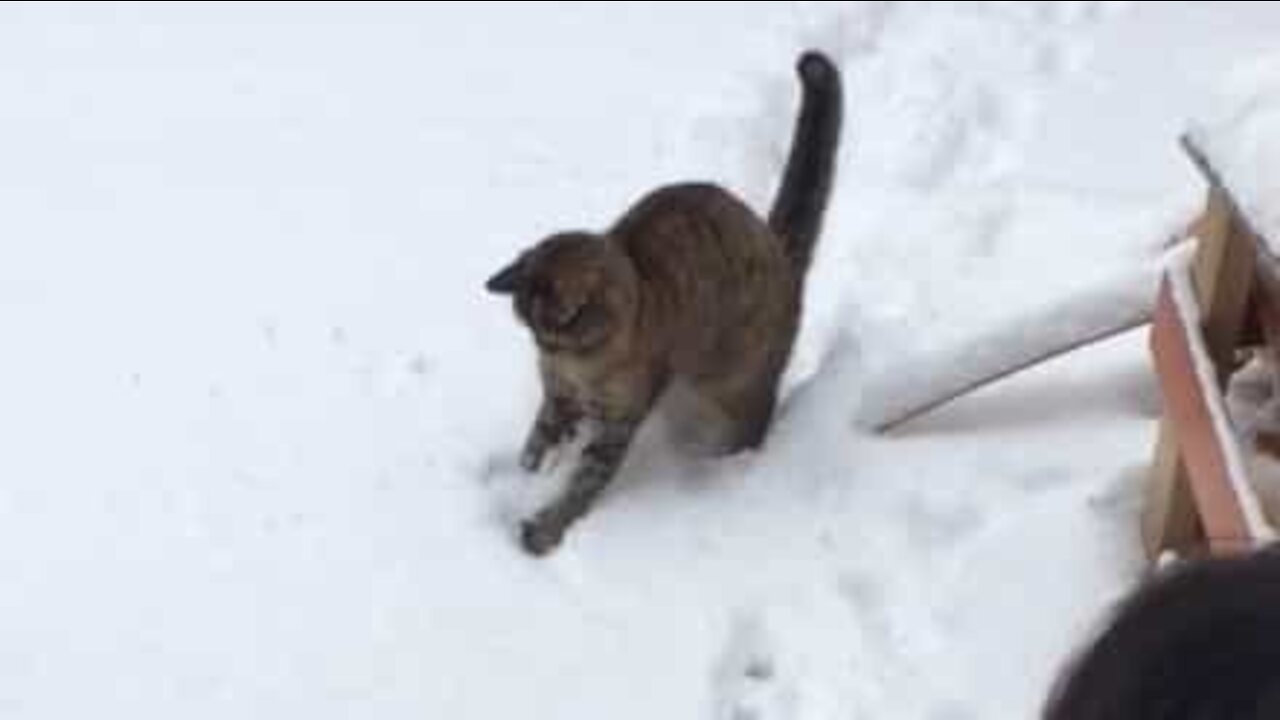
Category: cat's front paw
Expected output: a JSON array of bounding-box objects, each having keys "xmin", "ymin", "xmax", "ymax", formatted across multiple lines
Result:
[{"xmin": 519, "ymin": 517, "xmax": 564, "ymax": 556}]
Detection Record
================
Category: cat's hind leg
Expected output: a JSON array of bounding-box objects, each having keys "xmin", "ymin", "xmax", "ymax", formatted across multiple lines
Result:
[
  {"xmin": 716, "ymin": 383, "xmax": 779, "ymax": 452},
  {"xmin": 691, "ymin": 360, "xmax": 784, "ymax": 454}
]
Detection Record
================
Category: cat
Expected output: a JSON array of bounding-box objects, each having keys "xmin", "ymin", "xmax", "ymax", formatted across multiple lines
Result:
[
  {"xmin": 1044, "ymin": 544, "xmax": 1280, "ymax": 720},
  {"xmin": 486, "ymin": 50, "xmax": 843, "ymax": 555}
]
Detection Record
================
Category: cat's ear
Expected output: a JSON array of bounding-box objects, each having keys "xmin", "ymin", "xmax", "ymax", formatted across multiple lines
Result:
[{"xmin": 485, "ymin": 256, "xmax": 527, "ymax": 295}]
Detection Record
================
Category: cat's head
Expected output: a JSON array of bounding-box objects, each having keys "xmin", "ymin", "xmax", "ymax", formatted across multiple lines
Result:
[{"xmin": 486, "ymin": 232, "xmax": 635, "ymax": 354}]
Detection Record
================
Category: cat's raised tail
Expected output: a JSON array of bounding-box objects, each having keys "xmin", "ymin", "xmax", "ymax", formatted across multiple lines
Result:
[{"xmin": 767, "ymin": 50, "xmax": 843, "ymax": 276}]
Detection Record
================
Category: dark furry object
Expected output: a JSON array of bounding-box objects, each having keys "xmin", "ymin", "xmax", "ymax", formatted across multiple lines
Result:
[{"xmin": 1044, "ymin": 544, "xmax": 1280, "ymax": 719}]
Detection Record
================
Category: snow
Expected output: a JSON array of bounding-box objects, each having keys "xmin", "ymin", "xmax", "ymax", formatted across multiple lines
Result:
[
  {"xmin": 1229, "ymin": 359, "xmax": 1280, "ymax": 523},
  {"xmin": 1188, "ymin": 52, "xmax": 1280, "ymax": 256},
  {"xmin": 5, "ymin": 2, "xmax": 1280, "ymax": 719},
  {"xmin": 856, "ymin": 256, "xmax": 1164, "ymax": 430}
]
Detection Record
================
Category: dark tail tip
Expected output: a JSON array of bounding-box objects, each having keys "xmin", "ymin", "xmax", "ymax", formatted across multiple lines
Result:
[
  {"xmin": 768, "ymin": 49, "xmax": 843, "ymax": 277},
  {"xmin": 797, "ymin": 51, "xmax": 838, "ymax": 87}
]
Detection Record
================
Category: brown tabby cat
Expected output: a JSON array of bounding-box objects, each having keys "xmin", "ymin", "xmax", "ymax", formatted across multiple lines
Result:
[{"xmin": 486, "ymin": 51, "xmax": 843, "ymax": 555}]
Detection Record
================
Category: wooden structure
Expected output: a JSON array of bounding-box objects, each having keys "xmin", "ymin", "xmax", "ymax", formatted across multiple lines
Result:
[
  {"xmin": 857, "ymin": 130, "xmax": 1279, "ymax": 561},
  {"xmin": 1142, "ymin": 136, "xmax": 1278, "ymax": 559}
]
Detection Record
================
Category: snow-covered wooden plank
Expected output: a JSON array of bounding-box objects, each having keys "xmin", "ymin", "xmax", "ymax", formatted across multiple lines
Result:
[
  {"xmin": 860, "ymin": 263, "xmax": 1161, "ymax": 431},
  {"xmin": 1183, "ymin": 181, "xmax": 1260, "ymax": 378},
  {"xmin": 1152, "ymin": 262, "xmax": 1276, "ymax": 551},
  {"xmin": 1144, "ymin": 164, "xmax": 1259, "ymax": 559}
]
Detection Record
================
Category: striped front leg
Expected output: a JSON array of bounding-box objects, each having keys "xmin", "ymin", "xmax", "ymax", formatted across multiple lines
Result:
[
  {"xmin": 519, "ymin": 395, "xmax": 582, "ymax": 472},
  {"xmin": 520, "ymin": 416, "xmax": 638, "ymax": 555}
]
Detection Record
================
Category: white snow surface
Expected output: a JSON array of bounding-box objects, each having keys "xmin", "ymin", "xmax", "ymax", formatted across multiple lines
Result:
[
  {"xmin": 5, "ymin": 3, "xmax": 1280, "ymax": 719},
  {"xmin": 1189, "ymin": 51, "xmax": 1280, "ymax": 256}
]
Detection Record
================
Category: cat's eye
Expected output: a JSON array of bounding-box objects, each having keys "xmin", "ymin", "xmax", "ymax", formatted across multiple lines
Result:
[{"xmin": 554, "ymin": 302, "xmax": 587, "ymax": 329}]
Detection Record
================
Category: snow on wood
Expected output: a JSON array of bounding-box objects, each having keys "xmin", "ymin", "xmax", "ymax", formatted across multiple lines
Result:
[
  {"xmin": 1165, "ymin": 250, "xmax": 1277, "ymax": 543},
  {"xmin": 858, "ymin": 259, "xmax": 1165, "ymax": 431}
]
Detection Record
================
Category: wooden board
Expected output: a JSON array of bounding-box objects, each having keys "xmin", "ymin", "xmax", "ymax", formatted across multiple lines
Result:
[{"xmin": 1149, "ymin": 278, "xmax": 1255, "ymax": 554}]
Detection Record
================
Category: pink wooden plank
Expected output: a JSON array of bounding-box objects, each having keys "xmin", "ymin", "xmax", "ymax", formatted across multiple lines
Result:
[{"xmin": 1150, "ymin": 278, "xmax": 1255, "ymax": 553}]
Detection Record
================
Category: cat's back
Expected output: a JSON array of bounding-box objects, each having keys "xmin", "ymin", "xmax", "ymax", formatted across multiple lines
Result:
[
  {"xmin": 609, "ymin": 182, "xmax": 788, "ymax": 288},
  {"xmin": 611, "ymin": 182, "xmax": 764, "ymax": 241},
  {"xmin": 608, "ymin": 182, "xmax": 797, "ymax": 367}
]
